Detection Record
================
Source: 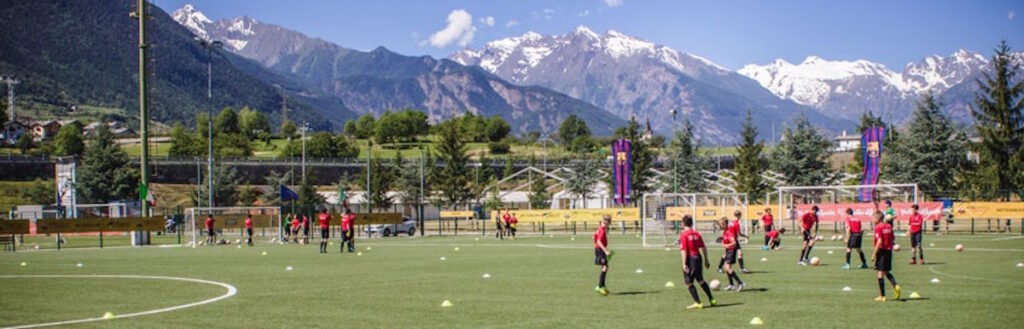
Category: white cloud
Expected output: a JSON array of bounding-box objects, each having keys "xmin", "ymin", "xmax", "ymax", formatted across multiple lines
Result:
[
  {"xmin": 429, "ymin": 9, "xmax": 476, "ymax": 48},
  {"xmin": 1010, "ymin": 10, "xmax": 1016, "ymax": 21},
  {"xmin": 479, "ymin": 16, "xmax": 495, "ymax": 27},
  {"xmin": 534, "ymin": 8, "xmax": 555, "ymax": 20},
  {"xmin": 604, "ymin": 0, "xmax": 624, "ymax": 7},
  {"xmin": 505, "ymin": 19, "xmax": 520, "ymax": 28},
  {"xmin": 578, "ymin": 10, "xmax": 590, "ymax": 17}
]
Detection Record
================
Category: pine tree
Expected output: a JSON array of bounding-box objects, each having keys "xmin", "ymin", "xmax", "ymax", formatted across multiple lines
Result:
[
  {"xmin": 527, "ymin": 154, "xmax": 550, "ymax": 209},
  {"xmin": 195, "ymin": 165, "xmax": 241, "ymax": 207},
  {"xmin": 435, "ymin": 122, "xmax": 473, "ymax": 208},
  {"xmin": 297, "ymin": 175, "xmax": 324, "ymax": 210},
  {"xmin": 666, "ymin": 120, "xmax": 708, "ymax": 193},
  {"xmin": 734, "ymin": 111, "xmax": 769, "ymax": 201},
  {"xmin": 970, "ymin": 41, "xmax": 1024, "ymax": 200},
  {"xmin": 770, "ymin": 114, "xmax": 835, "ymax": 186},
  {"xmin": 76, "ymin": 124, "xmax": 139, "ymax": 203},
  {"xmin": 614, "ymin": 116, "xmax": 654, "ymax": 205},
  {"xmin": 361, "ymin": 155, "xmax": 396, "ymax": 211},
  {"xmin": 503, "ymin": 156, "xmax": 515, "ymax": 180},
  {"xmin": 397, "ymin": 151, "xmax": 427, "ymax": 213},
  {"xmin": 261, "ymin": 170, "xmax": 293, "ymax": 206},
  {"xmin": 884, "ymin": 92, "xmax": 968, "ymax": 198},
  {"xmin": 567, "ymin": 157, "xmax": 601, "ymax": 208}
]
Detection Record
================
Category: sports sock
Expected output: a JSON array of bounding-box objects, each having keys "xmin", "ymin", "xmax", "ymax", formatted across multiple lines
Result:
[
  {"xmin": 919, "ymin": 248, "xmax": 924, "ymax": 260},
  {"xmin": 717, "ymin": 257, "xmax": 725, "ymax": 270},
  {"xmin": 599, "ymin": 271, "xmax": 607, "ymax": 288},
  {"xmin": 806, "ymin": 246, "xmax": 813, "ymax": 257},
  {"xmin": 727, "ymin": 273, "xmax": 734, "ymax": 285},
  {"xmin": 700, "ymin": 282, "xmax": 714, "ymax": 300},
  {"xmin": 858, "ymin": 250, "xmax": 867, "ymax": 265},
  {"xmin": 687, "ymin": 285, "xmax": 700, "ymax": 303},
  {"xmin": 878, "ymin": 278, "xmax": 885, "ymax": 296},
  {"xmin": 846, "ymin": 252, "xmax": 851, "ymax": 264},
  {"xmin": 732, "ymin": 272, "xmax": 743, "ymax": 285},
  {"xmin": 739, "ymin": 257, "xmax": 746, "ymax": 269},
  {"xmin": 799, "ymin": 248, "xmax": 807, "ymax": 261},
  {"xmin": 764, "ymin": 236, "xmax": 770, "ymax": 246},
  {"xmin": 885, "ymin": 272, "xmax": 897, "ymax": 286}
]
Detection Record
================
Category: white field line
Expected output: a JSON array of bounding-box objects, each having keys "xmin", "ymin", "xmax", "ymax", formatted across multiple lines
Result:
[
  {"xmin": 0, "ymin": 275, "xmax": 237, "ymax": 329},
  {"xmin": 927, "ymin": 265, "xmax": 1021, "ymax": 284}
]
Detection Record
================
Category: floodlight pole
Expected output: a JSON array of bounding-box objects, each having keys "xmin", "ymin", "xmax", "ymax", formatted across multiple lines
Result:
[
  {"xmin": 197, "ymin": 38, "xmax": 222, "ymax": 212},
  {"xmin": 419, "ymin": 146, "xmax": 425, "ymax": 236},
  {"xmin": 301, "ymin": 123, "xmax": 308, "ymax": 181},
  {"xmin": 133, "ymin": 0, "xmax": 151, "ymax": 218}
]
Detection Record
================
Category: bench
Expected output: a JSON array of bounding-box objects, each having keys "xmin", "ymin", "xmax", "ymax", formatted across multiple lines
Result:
[{"xmin": 0, "ymin": 235, "xmax": 14, "ymax": 252}]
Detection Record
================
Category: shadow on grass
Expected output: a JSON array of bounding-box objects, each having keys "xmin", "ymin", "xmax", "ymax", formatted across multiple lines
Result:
[
  {"xmin": 896, "ymin": 298, "xmax": 930, "ymax": 302},
  {"xmin": 739, "ymin": 287, "xmax": 769, "ymax": 292},
  {"xmin": 920, "ymin": 262, "xmax": 946, "ymax": 265},
  {"xmin": 613, "ymin": 291, "xmax": 662, "ymax": 296},
  {"xmin": 741, "ymin": 270, "xmax": 771, "ymax": 274},
  {"xmin": 709, "ymin": 302, "xmax": 744, "ymax": 308}
]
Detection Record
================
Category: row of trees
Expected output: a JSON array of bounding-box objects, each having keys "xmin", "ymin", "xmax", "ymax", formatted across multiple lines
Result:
[{"xmin": 169, "ymin": 106, "xmax": 271, "ymax": 157}]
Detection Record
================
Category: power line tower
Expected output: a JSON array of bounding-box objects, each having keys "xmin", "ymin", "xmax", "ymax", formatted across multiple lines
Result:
[{"xmin": 0, "ymin": 76, "xmax": 20, "ymax": 122}]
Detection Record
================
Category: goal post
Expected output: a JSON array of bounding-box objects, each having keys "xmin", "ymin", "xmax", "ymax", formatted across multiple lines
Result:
[
  {"xmin": 775, "ymin": 184, "xmax": 920, "ymax": 233},
  {"xmin": 185, "ymin": 207, "xmax": 282, "ymax": 248},
  {"xmin": 641, "ymin": 192, "xmax": 749, "ymax": 248}
]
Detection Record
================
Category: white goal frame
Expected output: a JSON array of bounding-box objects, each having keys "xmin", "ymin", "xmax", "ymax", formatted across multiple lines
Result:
[
  {"xmin": 185, "ymin": 207, "xmax": 282, "ymax": 248},
  {"xmin": 641, "ymin": 192, "xmax": 749, "ymax": 248}
]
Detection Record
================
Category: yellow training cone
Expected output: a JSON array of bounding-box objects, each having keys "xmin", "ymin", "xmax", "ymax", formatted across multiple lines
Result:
[
  {"xmin": 441, "ymin": 300, "xmax": 453, "ymax": 307},
  {"xmin": 750, "ymin": 317, "xmax": 764, "ymax": 325},
  {"xmin": 909, "ymin": 292, "xmax": 921, "ymax": 299},
  {"xmin": 103, "ymin": 312, "xmax": 116, "ymax": 319},
  {"xmin": 665, "ymin": 281, "xmax": 675, "ymax": 288}
]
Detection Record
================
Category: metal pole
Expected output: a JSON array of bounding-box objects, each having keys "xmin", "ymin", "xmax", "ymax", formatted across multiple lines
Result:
[
  {"xmin": 135, "ymin": 0, "xmax": 150, "ymax": 219},
  {"xmin": 301, "ymin": 124, "xmax": 307, "ymax": 181},
  {"xmin": 206, "ymin": 47, "xmax": 214, "ymax": 211},
  {"xmin": 366, "ymin": 141, "xmax": 372, "ymax": 214},
  {"xmin": 419, "ymin": 147, "xmax": 425, "ymax": 236}
]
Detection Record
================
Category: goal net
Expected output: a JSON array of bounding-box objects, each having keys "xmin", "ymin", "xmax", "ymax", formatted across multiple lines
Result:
[
  {"xmin": 185, "ymin": 207, "xmax": 282, "ymax": 248},
  {"xmin": 775, "ymin": 184, "xmax": 919, "ymax": 234},
  {"xmin": 641, "ymin": 193, "xmax": 749, "ymax": 248}
]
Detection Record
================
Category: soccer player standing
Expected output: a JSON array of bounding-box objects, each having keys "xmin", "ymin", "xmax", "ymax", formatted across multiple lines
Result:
[
  {"xmin": 318, "ymin": 208, "xmax": 331, "ymax": 254},
  {"xmin": 593, "ymin": 215, "xmax": 612, "ymax": 296},
  {"xmin": 761, "ymin": 208, "xmax": 774, "ymax": 249},
  {"xmin": 908, "ymin": 204, "xmax": 925, "ymax": 265},
  {"xmin": 302, "ymin": 213, "xmax": 310, "ymax": 245},
  {"xmin": 718, "ymin": 211, "xmax": 748, "ymax": 273},
  {"xmin": 798, "ymin": 206, "xmax": 819, "ymax": 265},
  {"xmin": 244, "ymin": 215, "xmax": 254, "ymax": 246},
  {"xmin": 679, "ymin": 215, "xmax": 715, "ymax": 309},
  {"xmin": 290, "ymin": 216, "xmax": 301, "ymax": 244},
  {"xmin": 205, "ymin": 215, "xmax": 216, "ymax": 246},
  {"xmin": 509, "ymin": 212, "xmax": 519, "ymax": 239},
  {"xmin": 842, "ymin": 208, "xmax": 868, "ymax": 270},
  {"xmin": 496, "ymin": 210, "xmax": 507, "ymax": 240},
  {"xmin": 340, "ymin": 208, "xmax": 355, "ymax": 253},
  {"xmin": 718, "ymin": 218, "xmax": 745, "ymax": 291},
  {"xmin": 871, "ymin": 211, "xmax": 901, "ymax": 302}
]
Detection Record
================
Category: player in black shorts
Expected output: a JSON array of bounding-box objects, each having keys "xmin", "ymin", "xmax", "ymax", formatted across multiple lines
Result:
[
  {"xmin": 843, "ymin": 208, "xmax": 868, "ymax": 270},
  {"xmin": 679, "ymin": 215, "xmax": 715, "ymax": 309}
]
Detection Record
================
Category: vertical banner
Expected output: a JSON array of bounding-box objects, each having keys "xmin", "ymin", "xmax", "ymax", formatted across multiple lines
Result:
[
  {"xmin": 859, "ymin": 126, "xmax": 886, "ymax": 202},
  {"xmin": 612, "ymin": 139, "xmax": 632, "ymax": 205}
]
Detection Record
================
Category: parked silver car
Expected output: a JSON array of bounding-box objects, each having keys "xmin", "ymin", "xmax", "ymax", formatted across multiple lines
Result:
[{"xmin": 366, "ymin": 217, "xmax": 417, "ymax": 237}]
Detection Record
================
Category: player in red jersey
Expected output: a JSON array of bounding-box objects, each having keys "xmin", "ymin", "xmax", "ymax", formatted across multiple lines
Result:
[
  {"xmin": 679, "ymin": 215, "xmax": 715, "ymax": 309},
  {"xmin": 842, "ymin": 208, "xmax": 867, "ymax": 270},
  {"xmin": 244, "ymin": 215, "xmax": 254, "ymax": 246},
  {"xmin": 509, "ymin": 212, "xmax": 519, "ymax": 239},
  {"xmin": 761, "ymin": 208, "xmax": 774, "ymax": 250},
  {"xmin": 593, "ymin": 215, "xmax": 612, "ymax": 296},
  {"xmin": 301, "ymin": 214, "xmax": 311, "ymax": 245},
  {"xmin": 765, "ymin": 228, "xmax": 785, "ymax": 250},
  {"xmin": 717, "ymin": 217, "xmax": 745, "ymax": 291},
  {"xmin": 798, "ymin": 206, "xmax": 819, "ymax": 265},
  {"xmin": 908, "ymin": 204, "xmax": 925, "ymax": 265},
  {"xmin": 318, "ymin": 208, "xmax": 331, "ymax": 253},
  {"xmin": 718, "ymin": 210, "xmax": 749, "ymax": 273},
  {"xmin": 871, "ymin": 211, "xmax": 901, "ymax": 302},
  {"xmin": 497, "ymin": 210, "xmax": 508, "ymax": 240},
  {"xmin": 290, "ymin": 216, "xmax": 301, "ymax": 244},
  {"xmin": 204, "ymin": 215, "xmax": 216, "ymax": 245},
  {"xmin": 340, "ymin": 208, "xmax": 355, "ymax": 253}
]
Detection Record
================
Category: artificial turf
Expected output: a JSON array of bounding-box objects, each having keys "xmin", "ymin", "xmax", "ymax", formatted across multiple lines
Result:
[{"xmin": 1, "ymin": 233, "xmax": 1022, "ymax": 328}]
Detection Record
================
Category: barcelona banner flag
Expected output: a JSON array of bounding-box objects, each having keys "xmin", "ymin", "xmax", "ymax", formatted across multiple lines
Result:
[
  {"xmin": 612, "ymin": 139, "xmax": 632, "ymax": 205},
  {"xmin": 859, "ymin": 126, "xmax": 886, "ymax": 202}
]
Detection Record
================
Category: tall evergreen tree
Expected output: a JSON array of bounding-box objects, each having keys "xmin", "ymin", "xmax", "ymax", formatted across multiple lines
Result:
[
  {"xmin": 734, "ymin": 111, "xmax": 769, "ymax": 201},
  {"xmin": 435, "ymin": 123, "xmax": 473, "ymax": 208},
  {"xmin": 297, "ymin": 175, "xmax": 325, "ymax": 210},
  {"xmin": 567, "ymin": 157, "xmax": 601, "ymax": 208},
  {"xmin": 194, "ymin": 165, "xmax": 241, "ymax": 207},
  {"xmin": 770, "ymin": 114, "xmax": 835, "ymax": 186},
  {"xmin": 361, "ymin": 155, "xmax": 396, "ymax": 211},
  {"xmin": 884, "ymin": 92, "xmax": 968, "ymax": 197},
  {"xmin": 76, "ymin": 125, "xmax": 139, "ymax": 203},
  {"xmin": 261, "ymin": 170, "xmax": 294, "ymax": 206},
  {"xmin": 614, "ymin": 116, "xmax": 654, "ymax": 204},
  {"xmin": 970, "ymin": 41, "xmax": 1024, "ymax": 200},
  {"xmin": 666, "ymin": 120, "xmax": 708, "ymax": 193},
  {"xmin": 396, "ymin": 151, "xmax": 427, "ymax": 213}
]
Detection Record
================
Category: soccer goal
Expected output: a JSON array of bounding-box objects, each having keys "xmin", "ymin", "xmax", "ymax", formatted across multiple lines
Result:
[
  {"xmin": 774, "ymin": 184, "xmax": 919, "ymax": 233},
  {"xmin": 185, "ymin": 207, "xmax": 282, "ymax": 248},
  {"xmin": 641, "ymin": 192, "xmax": 749, "ymax": 248}
]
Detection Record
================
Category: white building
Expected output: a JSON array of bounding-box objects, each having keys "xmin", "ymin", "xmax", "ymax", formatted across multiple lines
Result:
[{"xmin": 834, "ymin": 130, "xmax": 861, "ymax": 152}]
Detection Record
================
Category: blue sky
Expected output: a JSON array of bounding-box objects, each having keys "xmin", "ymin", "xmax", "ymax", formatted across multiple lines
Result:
[{"xmin": 155, "ymin": 0, "xmax": 1022, "ymax": 70}]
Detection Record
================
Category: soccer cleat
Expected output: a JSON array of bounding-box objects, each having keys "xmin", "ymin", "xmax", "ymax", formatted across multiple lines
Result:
[
  {"xmin": 762, "ymin": 246, "xmax": 769, "ymax": 251},
  {"xmin": 741, "ymin": 268, "xmax": 750, "ymax": 273},
  {"xmin": 874, "ymin": 296, "xmax": 887, "ymax": 302},
  {"xmin": 595, "ymin": 287, "xmax": 608, "ymax": 296},
  {"xmin": 909, "ymin": 259, "xmax": 917, "ymax": 265},
  {"xmin": 737, "ymin": 283, "xmax": 744, "ymax": 292},
  {"xmin": 717, "ymin": 268, "xmax": 724, "ymax": 273},
  {"xmin": 860, "ymin": 263, "xmax": 869, "ymax": 269},
  {"xmin": 724, "ymin": 285, "xmax": 734, "ymax": 291},
  {"xmin": 919, "ymin": 259, "xmax": 925, "ymax": 265},
  {"xmin": 842, "ymin": 264, "xmax": 850, "ymax": 270},
  {"xmin": 709, "ymin": 299, "xmax": 718, "ymax": 306},
  {"xmin": 799, "ymin": 261, "xmax": 807, "ymax": 266},
  {"xmin": 893, "ymin": 285, "xmax": 901, "ymax": 300},
  {"xmin": 686, "ymin": 302, "xmax": 703, "ymax": 310}
]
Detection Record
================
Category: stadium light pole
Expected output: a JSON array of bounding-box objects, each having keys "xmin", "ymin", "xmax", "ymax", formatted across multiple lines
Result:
[
  {"xmin": 419, "ymin": 146, "xmax": 425, "ymax": 236},
  {"xmin": 133, "ymin": 0, "xmax": 151, "ymax": 219},
  {"xmin": 671, "ymin": 109, "xmax": 678, "ymax": 193},
  {"xmin": 301, "ymin": 122, "xmax": 308, "ymax": 182},
  {"xmin": 197, "ymin": 37, "xmax": 222, "ymax": 211}
]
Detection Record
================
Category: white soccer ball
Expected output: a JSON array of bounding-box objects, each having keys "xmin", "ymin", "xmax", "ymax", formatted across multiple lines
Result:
[
  {"xmin": 955, "ymin": 244, "xmax": 964, "ymax": 252},
  {"xmin": 893, "ymin": 244, "xmax": 901, "ymax": 252},
  {"xmin": 709, "ymin": 279, "xmax": 721, "ymax": 290},
  {"xmin": 816, "ymin": 236, "xmax": 823, "ymax": 241},
  {"xmin": 810, "ymin": 257, "xmax": 821, "ymax": 266}
]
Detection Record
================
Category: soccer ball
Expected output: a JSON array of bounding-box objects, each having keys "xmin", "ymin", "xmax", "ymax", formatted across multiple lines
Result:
[
  {"xmin": 816, "ymin": 236, "xmax": 823, "ymax": 241},
  {"xmin": 955, "ymin": 244, "xmax": 963, "ymax": 252},
  {"xmin": 810, "ymin": 257, "xmax": 820, "ymax": 266},
  {"xmin": 893, "ymin": 244, "xmax": 901, "ymax": 252},
  {"xmin": 709, "ymin": 279, "xmax": 721, "ymax": 290}
]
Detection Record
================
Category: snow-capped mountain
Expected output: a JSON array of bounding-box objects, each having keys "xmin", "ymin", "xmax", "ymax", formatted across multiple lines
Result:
[
  {"xmin": 452, "ymin": 26, "xmax": 847, "ymax": 143},
  {"xmin": 738, "ymin": 50, "xmax": 993, "ymax": 122},
  {"xmin": 172, "ymin": 5, "xmax": 625, "ymax": 135}
]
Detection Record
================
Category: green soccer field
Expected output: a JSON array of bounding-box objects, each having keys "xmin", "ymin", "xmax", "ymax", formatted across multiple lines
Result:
[{"xmin": 1, "ymin": 233, "xmax": 1023, "ymax": 328}]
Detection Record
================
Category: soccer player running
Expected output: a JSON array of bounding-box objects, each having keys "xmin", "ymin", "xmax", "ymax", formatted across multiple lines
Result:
[
  {"xmin": 244, "ymin": 215, "xmax": 254, "ymax": 246},
  {"xmin": 679, "ymin": 215, "xmax": 715, "ymax": 309},
  {"xmin": 594, "ymin": 215, "xmax": 612, "ymax": 296},
  {"xmin": 718, "ymin": 217, "xmax": 745, "ymax": 291},
  {"xmin": 871, "ymin": 211, "xmax": 901, "ymax": 302},
  {"xmin": 761, "ymin": 208, "xmax": 774, "ymax": 250},
  {"xmin": 842, "ymin": 208, "xmax": 868, "ymax": 270},
  {"xmin": 798, "ymin": 206, "xmax": 820, "ymax": 266},
  {"xmin": 766, "ymin": 228, "xmax": 785, "ymax": 250},
  {"xmin": 340, "ymin": 208, "xmax": 355, "ymax": 253},
  {"xmin": 318, "ymin": 208, "xmax": 331, "ymax": 253},
  {"xmin": 205, "ymin": 214, "xmax": 216, "ymax": 246},
  {"xmin": 908, "ymin": 204, "xmax": 925, "ymax": 265}
]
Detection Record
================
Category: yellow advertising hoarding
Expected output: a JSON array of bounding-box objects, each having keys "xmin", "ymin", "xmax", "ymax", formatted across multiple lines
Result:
[
  {"xmin": 490, "ymin": 208, "xmax": 639, "ymax": 223},
  {"xmin": 440, "ymin": 211, "xmax": 475, "ymax": 218},
  {"xmin": 35, "ymin": 217, "xmax": 165, "ymax": 234},
  {"xmin": 952, "ymin": 202, "xmax": 1024, "ymax": 219}
]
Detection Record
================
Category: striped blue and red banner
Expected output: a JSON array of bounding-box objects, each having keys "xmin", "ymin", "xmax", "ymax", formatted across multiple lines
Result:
[
  {"xmin": 612, "ymin": 139, "xmax": 632, "ymax": 205},
  {"xmin": 859, "ymin": 126, "xmax": 886, "ymax": 202}
]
